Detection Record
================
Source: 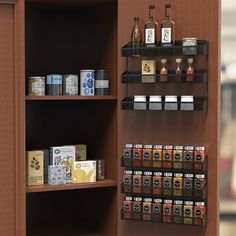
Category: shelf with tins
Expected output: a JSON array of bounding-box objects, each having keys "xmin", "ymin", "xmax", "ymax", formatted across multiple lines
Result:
[
  {"xmin": 25, "ymin": 95, "xmax": 117, "ymax": 101},
  {"xmin": 26, "ymin": 179, "xmax": 117, "ymax": 193}
]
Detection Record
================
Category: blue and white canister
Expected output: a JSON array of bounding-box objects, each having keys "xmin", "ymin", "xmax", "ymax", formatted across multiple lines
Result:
[
  {"xmin": 46, "ymin": 74, "xmax": 63, "ymax": 96},
  {"xmin": 80, "ymin": 70, "xmax": 95, "ymax": 96}
]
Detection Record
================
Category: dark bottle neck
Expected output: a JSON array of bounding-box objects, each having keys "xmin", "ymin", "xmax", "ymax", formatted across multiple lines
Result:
[
  {"xmin": 149, "ymin": 7, "xmax": 155, "ymax": 20},
  {"xmin": 165, "ymin": 7, "xmax": 171, "ymax": 19},
  {"xmin": 134, "ymin": 18, "xmax": 139, "ymax": 26}
]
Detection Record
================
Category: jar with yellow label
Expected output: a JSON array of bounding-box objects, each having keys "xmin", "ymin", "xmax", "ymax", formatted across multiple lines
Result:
[{"xmin": 28, "ymin": 76, "xmax": 45, "ymax": 96}]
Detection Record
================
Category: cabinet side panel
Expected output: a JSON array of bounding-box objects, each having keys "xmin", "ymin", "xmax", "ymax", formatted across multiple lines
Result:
[
  {"xmin": 118, "ymin": 0, "xmax": 220, "ymax": 236},
  {"xmin": 0, "ymin": 3, "xmax": 16, "ymax": 236}
]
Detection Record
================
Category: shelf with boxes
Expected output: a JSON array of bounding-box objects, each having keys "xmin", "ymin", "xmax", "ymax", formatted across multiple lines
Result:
[{"xmin": 120, "ymin": 144, "xmax": 208, "ymax": 227}]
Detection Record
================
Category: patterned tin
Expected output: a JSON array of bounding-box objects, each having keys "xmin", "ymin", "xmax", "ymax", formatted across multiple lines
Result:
[{"xmin": 80, "ymin": 70, "xmax": 95, "ymax": 95}]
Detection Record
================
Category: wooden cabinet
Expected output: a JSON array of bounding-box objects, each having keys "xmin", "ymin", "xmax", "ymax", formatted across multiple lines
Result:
[{"xmin": 0, "ymin": 0, "xmax": 219, "ymax": 235}]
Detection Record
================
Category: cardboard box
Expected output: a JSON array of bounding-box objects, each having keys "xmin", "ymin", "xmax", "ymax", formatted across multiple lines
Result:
[
  {"xmin": 48, "ymin": 165, "xmax": 67, "ymax": 185},
  {"xmin": 74, "ymin": 144, "xmax": 87, "ymax": 161},
  {"xmin": 50, "ymin": 146, "xmax": 75, "ymax": 183},
  {"xmin": 141, "ymin": 60, "xmax": 156, "ymax": 83},
  {"xmin": 40, "ymin": 149, "xmax": 49, "ymax": 183},
  {"xmin": 27, "ymin": 151, "xmax": 44, "ymax": 186},
  {"xmin": 72, "ymin": 160, "xmax": 96, "ymax": 183}
]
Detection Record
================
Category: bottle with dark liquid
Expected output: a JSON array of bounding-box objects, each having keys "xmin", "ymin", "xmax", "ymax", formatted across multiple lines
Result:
[
  {"xmin": 160, "ymin": 4, "xmax": 175, "ymax": 46},
  {"xmin": 130, "ymin": 17, "xmax": 143, "ymax": 47},
  {"xmin": 186, "ymin": 58, "xmax": 194, "ymax": 82},
  {"xmin": 144, "ymin": 5, "xmax": 158, "ymax": 47}
]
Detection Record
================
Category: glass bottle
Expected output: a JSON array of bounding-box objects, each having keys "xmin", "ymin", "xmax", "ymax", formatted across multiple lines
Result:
[
  {"xmin": 144, "ymin": 5, "xmax": 158, "ymax": 47},
  {"xmin": 160, "ymin": 4, "xmax": 175, "ymax": 46},
  {"xmin": 186, "ymin": 58, "xmax": 194, "ymax": 82},
  {"xmin": 175, "ymin": 58, "xmax": 182, "ymax": 81},
  {"xmin": 130, "ymin": 17, "xmax": 143, "ymax": 47},
  {"xmin": 160, "ymin": 59, "xmax": 168, "ymax": 82}
]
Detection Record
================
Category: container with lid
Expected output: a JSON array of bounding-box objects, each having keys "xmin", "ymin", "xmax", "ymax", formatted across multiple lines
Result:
[
  {"xmin": 152, "ymin": 145, "xmax": 163, "ymax": 168},
  {"xmin": 95, "ymin": 70, "xmax": 109, "ymax": 95},
  {"xmin": 194, "ymin": 146, "xmax": 206, "ymax": 171},
  {"xmin": 181, "ymin": 95, "xmax": 194, "ymax": 111},
  {"xmin": 152, "ymin": 199, "xmax": 162, "ymax": 222},
  {"xmin": 132, "ymin": 144, "xmax": 143, "ymax": 167},
  {"xmin": 149, "ymin": 95, "xmax": 162, "ymax": 110},
  {"xmin": 123, "ymin": 196, "xmax": 133, "ymax": 219},
  {"xmin": 163, "ymin": 199, "xmax": 173, "ymax": 223},
  {"xmin": 183, "ymin": 201, "xmax": 194, "ymax": 225},
  {"xmin": 28, "ymin": 76, "xmax": 45, "ymax": 96},
  {"xmin": 183, "ymin": 37, "xmax": 197, "ymax": 55},
  {"xmin": 173, "ymin": 145, "xmax": 183, "ymax": 169},
  {"xmin": 46, "ymin": 74, "xmax": 63, "ymax": 96},
  {"xmin": 173, "ymin": 200, "xmax": 183, "ymax": 224},
  {"xmin": 122, "ymin": 144, "xmax": 133, "ymax": 167},
  {"xmin": 163, "ymin": 145, "xmax": 173, "ymax": 168},
  {"xmin": 80, "ymin": 70, "xmax": 95, "ymax": 96},
  {"xmin": 142, "ymin": 145, "xmax": 153, "ymax": 167},
  {"xmin": 142, "ymin": 198, "xmax": 152, "ymax": 221},
  {"xmin": 134, "ymin": 95, "xmax": 147, "ymax": 110},
  {"xmin": 133, "ymin": 197, "xmax": 142, "ymax": 220},
  {"xmin": 183, "ymin": 145, "xmax": 194, "ymax": 170},
  {"xmin": 164, "ymin": 95, "xmax": 178, "ymax": 110},
  {"xmin": 63, "ymin": 74, "xmax": 78, "ymax": 96}
]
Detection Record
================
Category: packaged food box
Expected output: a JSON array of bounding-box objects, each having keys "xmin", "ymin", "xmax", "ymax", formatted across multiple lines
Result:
[{"xmin": 48, "ymin": 165, "xmax": 67, "ymax": 185}]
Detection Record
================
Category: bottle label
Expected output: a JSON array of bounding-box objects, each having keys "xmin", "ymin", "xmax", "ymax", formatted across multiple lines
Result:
[
  {"xmin": 145, "ymin": 28, "xmax": 155, "ymax": 44},
  {"xmin": 161, "ymin": 27, "xmax": 171, "ymax": 43}
]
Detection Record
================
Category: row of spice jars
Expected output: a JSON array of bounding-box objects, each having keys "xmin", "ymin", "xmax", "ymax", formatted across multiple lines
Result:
[
  {"xmin": 122, "ymin": 197, "xmax": 206, "ymax": 226},
  {"xmin": 122, "ymin": 144, "xmax": 206, "ymax": 171},
  {"xmin": 141, "ymin": 58, "xmax": 195, "ymax": 82},
  {"xmin": 28, "ymin": 70, "xmax": 109, "ymax": 96},
  {"xmin": 123, "ymin": 171, "xmax": 206, "ymax": 198}
]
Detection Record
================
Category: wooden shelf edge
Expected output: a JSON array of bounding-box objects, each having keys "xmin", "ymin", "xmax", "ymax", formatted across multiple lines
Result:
[
  {"xmin": 26, "ymin": 179, "xmax": 117, "ymax": 193},
  {"xmin": 25, "ymin": 95, "xmax": 117, "ymax": 101}
]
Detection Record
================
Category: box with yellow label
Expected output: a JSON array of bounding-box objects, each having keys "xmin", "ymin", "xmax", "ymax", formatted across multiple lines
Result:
[
  {"xmin": 27, "ymin": 150, "xmax": 44, "ymax": 185},
  {"xmin": 72, "ymin": 160, "xmax": 96, "ymax": 183},
  {"xmin": 141, "ymin": 60, "xmax": 156, "ymax": 83}
]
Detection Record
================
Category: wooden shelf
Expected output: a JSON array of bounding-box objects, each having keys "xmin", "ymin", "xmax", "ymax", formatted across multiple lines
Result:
[
  {"xmin": 25, "ymin": 95, "xmax": 117, "ymax": 101},
  {"xmin": 26, "ymin": 179, "xmax": 117, "ymax": 193}
]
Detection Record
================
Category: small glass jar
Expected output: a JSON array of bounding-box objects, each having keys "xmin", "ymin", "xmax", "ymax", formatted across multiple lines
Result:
[{"xmin": 183, "ymin": 37, "xmax": 197, "ymax": 55}]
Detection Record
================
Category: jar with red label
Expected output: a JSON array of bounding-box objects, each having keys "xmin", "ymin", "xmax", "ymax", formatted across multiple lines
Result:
[
  {"xmin": 133, "ymin": 171, "xmax": 142, "ymax": 194},
  {"xmin": 163, "ymin": 145, "xmax": 173, "ymax": 168},
  {"xmin": 194, "ymin": 202, "xmax": 206, "ymax": 226},
  {"xmin": 123, "ymin": 197, "xmax": 133, "ymax": 220},
  {"xmin": 194, "ymin": 146, "xmax": 206, "ymax": 171},
  {"xmin": 153, "ymin": 172, "xmax": 162, "ymax": 195},
  {"xmin": 133, "ymin": 144, "xmax": 143, "ymax": 167},
  {"xmin": 143, "ymin": 145, "xmax": 153, "ymax": 167},
  {"xmin": 142, "ymin": 171, "xmax": 152, "ymax": 194},
  {"xmin": 132, "ymin": 197, "xmax": 142, "ymax": 220},
  {"xmin": 143, "ymin": 198, "xmax": 152, "ymax": 221},
  {"xmin": 163, "ymin": 200, "xmax": 173, "ymax": 223},
  {"xmin": 152, "ymin": 199, "xmax": 162, "ymax": 222}
]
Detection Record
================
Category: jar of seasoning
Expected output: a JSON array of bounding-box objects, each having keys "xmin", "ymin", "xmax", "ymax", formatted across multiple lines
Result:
[
  {"xmin": 46, "ymin": 74, "xmax": 63, "ymax": 96},
  {"xmin": 173, "ymin": 200, "xmax": 183, "ymax": 224},
  {"xmin": 133, "ymin": 171, "xmax": 142, "ymax": 194},
  {"xmin": 163, "ymin": 200, "xmax": 173, "ymax": 223},
  {"xmin": 133, "ymin": 197, "xmax": 142, "ymax": 220},
  {"xmin": 194, "ymin": 146, "xmax": 206, "ymax": 171},
  {"xmin": 133, "ymin": 144, "xmax": 143, "ymax": 167},
  {"xmin": 143, "ymin": 198, "xmax": 152, "ymax": 221},
  {"xmin": 173, "ymin": 146, "xmax": 183, "ymax": 169},
  {"xmin": 163, "ymin": 145, "xmax": 173, "ymax": 169},
  {"xmin": 123, "ymin": 197, "xmax": 133, "ymax": 220},
  {"xmin": 152, "ymin": 199, "xmax": 162, "ymax": 223},
  {"xmin": 183, "ymin": 201, "xmax": 194, "ymax": 225},
  {"xmin": 194, "ymin": 174, "xmax": 206, "ymax": 198},
  {"xmin": 183, "ymin": 174, "xmax": 194, "ymax": 197},
  {"xmin": 28, "ymin": 76, "xmax": 45, "ymax": 96},
  {"xmin": 153, "ymin": 172, "xmax": 162, "ymax": 195},
  {"xmin": 163, "ymin": 172, "xmax": 173, "ymax": 196},
  {"xmin": 142, "ymin": 145, "xmax": 152, "ymax": 167},
  {"xmin": 183, "ymin": 146, "xmax": 194, "ymax": 170},
  {"xmin": 142, "ymin": 171, "xmax": 152, "ymax": 194},
  {"xmin": 194, "ymin": 202, "xmax": 206, "ymax": 226},
  {"xmin": 173, "ymin": 173, "xmax": 183, "ymax": 197},
  {"xmin": 122, "ymin": 144, "xmax": 133, "ymax": 167},
  {"xmin": 152, "ymin": 145, "xmax": 163, "ymax": 168},
  {"xmin": 122, "ymin": 170, "xmax": 133, "ymax": 193},
  {"xmin": 95, "ymin": 70, "xmax": 109, "ymax": 95},
  {"xmin": 183, "ymin": 37, "xmax": 197, "ymax": 55}
]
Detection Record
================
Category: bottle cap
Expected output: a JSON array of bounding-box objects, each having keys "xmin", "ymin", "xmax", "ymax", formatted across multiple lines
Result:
[
  {"xmin": 161, "ymin": 59, "xmax": 167, "ymax": 63},
  {"xmin": 134, "ymin": 17, "xmax": 139, "ymax": 20},
  {"xmin": 166, "ymin": 4, "xmax": 171, "ymax": 8},
  {"xmin": 176, "ymin": 58, "xmax": 182, "ymax": 63},
  {"xmin": 149, "ymin": 5, "xmax": 155, "ymax": 9},
  {"xmin": 187, "ymin": 58, "xmax": 193, "ymax": 64}
]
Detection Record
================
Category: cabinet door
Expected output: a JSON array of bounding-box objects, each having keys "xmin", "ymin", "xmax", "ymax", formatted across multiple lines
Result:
[{"xmin": 0, "ymin": 1, "xmax": 24, "ymax": 235}]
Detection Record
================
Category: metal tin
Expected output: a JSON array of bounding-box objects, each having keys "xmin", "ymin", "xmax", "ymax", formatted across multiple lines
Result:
[
  {"xmin": 46, "ymin": 74, "xmax": 63, "ymax": 96},
  {"xmin": 183, "ymin": 37, "xmax": 197, "ymax": 55},
  {"xmin": 63, "ymin": 74, "xmax": 78, "ymax": 96},
  {"xmin": 95, "ymin": 70, "xmax": 109, "ymax": 95},
  {"xmin": 28, "ymin": 76, "xmax": 45, "ymax": 96},
  {"xmin": 80, "ymin": 70, "xmax": 95, "ymax": 96}
]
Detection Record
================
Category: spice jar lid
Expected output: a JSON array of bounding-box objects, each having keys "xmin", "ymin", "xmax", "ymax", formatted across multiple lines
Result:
[
  {"xmin": 134, "ymin": 144, "xmax": 143, "ymax": 148},
  {"xmin": 29, "ymin": 76, "xmax": 45, "ymax": 80},
  {"xmin": 125, "ymin": 144, "xmax": 133, "ymax": 148},
  {"xmin": 153, "ymin": 145, "xmax": 163, "ymax": 149},
  {"xmin": 184, "ymin": 145, "xmax": 194, "ymax": 150},
  {"xmin": 176, "ymin": 58, "xmax": 182, "ymax": 63},
  {"xmin": 165, "ymin": 96, "xmax": 177, "ymax": 102},
  {"xmin": 149, "ymin": 95, "xmax": 162, "ymax": 102},
  {"xmin": 195, "ymin": 146, "xmax": 205, "ymax": 151},
  {"xmin": 174, "ymin": 200, "xmax": 183, "ymax": 205},
  {"xmin": 161, "ymin": 59, "xmax": 167, "ymax": 63},
  {"xmin": 174, "ymin": 145, "xmax": 184, "ymax": 150},
  {"xmin": 144, "ymin": 144, "xmax": 153, "ymax": 149}
]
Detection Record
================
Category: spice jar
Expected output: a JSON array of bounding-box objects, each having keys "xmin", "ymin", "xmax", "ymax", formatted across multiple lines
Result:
[
  {"xmin": 143, "ymin": 198, "xmax": 152, "ymax": 221},
  {"xmin": 194, "ymin": 202, "xmax": 206, "ymax": 226},
  {"xmin": 133, "ymin": 197, "xmax": 142, "ymax": 220},
  {"xmin": 153, "ymin": 172, "xmax": 162, "ymax": 195},
  {"xmin": 183, "ymin": 37, "xmax": 197, "ymax": 55},
  {"xmin": 163, "ymin": 200, "xmax": 173, "ymax": 223},
  {"xmin": 152, "ymin": 145, "xmax": 163, "ymax": 168},
  {"xmin": 28, "ymin": 76, "xmax": 45, "ymax": 96},
  {"xmin": 173, "ymin": 173, "xmax": 183, "ymax": 197},
  {"xmin": 183, "ymin": 146, "xmax": 194, "ymax": 170},
  {"xmin": 183, "ymin": 201, "xmax": 194, "ymax": 225},
  {"xmin": 122, "ymin": 170, "xmax": 133, "ymax": 193},
  {"xmin": 123, "ymin": 197, "xmax": 133, "ymax": 220},
  {"xmin": 194, "ymin": 146, "xmax": 206, "ymax": 171},
  {"xmin": 95, "ymin": 70, "xmax": 109, "ymax": 95},
  {"xmin": 173, "ymin": 146, "xmax": 183, "ymax": 169},
  {"xmin": 163, "ymin": 145, "xmax": 173, "ymax": 169},
  {"xmin": 194, "ymin": 174, "xmax": 206, "ymax": 198},
  {"xmin": 173, "ymin": 200, "xmax": 183, "ymax": 224},
  {"xmin": 163, "ymin": 172, "xmax": 173, "ymax": 196},
  {"xmin": 122, "ymin": 144, "xmax": 133, "ymax": 167},
  {"xmin": 183, "ymin": 174, "xmax": 194, "ymax": 197},
  {"xmin": 142, "ymin": 145, "xmax": 153, "ymax": 167},
  {"xmin": 133, "ymin": 144, "xmax": 143, "ymax": 167},
  {"xmin": 142, "ymin": 171, "xmax": 152, "ymax": 194},
  {"xmin": 133, "ymin": 171, "xmax": 142, "ymax": 194},
  {"xmin": 152, "ymin": 199, "xmax": 162, "ymax": 223}
]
